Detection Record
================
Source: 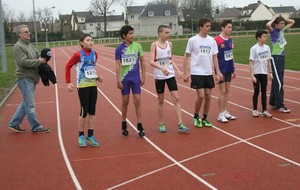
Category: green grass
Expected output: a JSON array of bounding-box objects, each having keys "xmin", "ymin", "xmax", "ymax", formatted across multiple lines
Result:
[{"xmin": 108, "ymin": 34, "xmax": 300, "ymax": 71}]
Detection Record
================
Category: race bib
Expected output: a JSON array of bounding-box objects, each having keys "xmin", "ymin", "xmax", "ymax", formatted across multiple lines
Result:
[
  {"xmin": 224, "ymin": 50, "xmax": 233, "ymax": 61},
  {"xmin": 199, "ymin": 46, "xmax": 211, "ymax": 57},
  {"xmin": 157, "ymin": 58, "xmax": 170, "ymax": 66},
  {"xmin": 84, "ymin": 66, "xmax": 98, "ymax": 79},
  {"xmin": 258, "ymin": 51, "xmax": 269, "ymax": 62},
  {"xmin": 279, "ymin": 38, "xmax": 287, "ymax": 48},
  {"xmin": 121, "ymin": 55, "xmax": 136, "ymax": 66}
]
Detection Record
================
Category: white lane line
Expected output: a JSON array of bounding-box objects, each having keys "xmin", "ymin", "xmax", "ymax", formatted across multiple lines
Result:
[
  {"xmin": 54, "ymin": 48, "xmax": 82, "ymax": 190},
  {"xmin": 97, "ymin": 87, "xmax": 218, "ymax": 190}
]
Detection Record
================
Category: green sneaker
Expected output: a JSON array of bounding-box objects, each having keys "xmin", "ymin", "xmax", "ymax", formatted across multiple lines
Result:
[
  {"xmin": 193, "ymin": 117, "xmax": 202, "ymax": 128},
  {"xmin": 178, "ymin": 123, "xmax": 189, "ymax": 133},
  {"xmin": 86, "ymin": 136, "xmax": 100, "ymax": 147},
  {"xmin": 159, "ymin": 124, "xmax": 167, "ymax": 133},
  {"xmin": 202, "ymin": 119, "xmax": 212, "ymax": 127},
  {"xmin": 78, "ymin": 135, "xmax": 87, "ymax": 147}
]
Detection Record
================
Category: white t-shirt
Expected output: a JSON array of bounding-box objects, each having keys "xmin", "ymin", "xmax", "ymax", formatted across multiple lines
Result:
[
  {"xmin": 154, "ymin": 41, "xmax": 175, "ymax": 79},
  {"xmin": 185, "ymin": 34, "xmax": 218, "ymax": 75},
  {"xmin": 249, "ymin": 43, "xmax": 271, "ymax": 74}
]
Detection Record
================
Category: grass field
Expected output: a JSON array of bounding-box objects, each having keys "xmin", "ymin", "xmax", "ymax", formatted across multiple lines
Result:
[{"xmin": 1, "ymin": 34, "xmax": 299, "ymax": 103}]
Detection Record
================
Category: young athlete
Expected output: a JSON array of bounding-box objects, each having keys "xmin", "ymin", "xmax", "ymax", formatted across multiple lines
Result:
[
  {"xmin": 215, "ymin": 19, "xmax": 236, "ymax": 123},
  {"xmin": 249, "ymin": 30, "xmax": 273, "ymax": 118},
  {"xmin": 149, "ymin": 25, "xmax": 189, "ymax": 133},
  {"xmin": 65, "ymin": 34, "xmax": 103, "ymax": 147},
  {"xmin": 266, "ymin": 16, "xmax": 295, "ymax": 113},
  {"xmin": 115, "ymin": 25, "xmax": 146, "ymax": 137},
  {"xmin": 183, "ymin": 18, "xmax": 223, "ymax": 128}
]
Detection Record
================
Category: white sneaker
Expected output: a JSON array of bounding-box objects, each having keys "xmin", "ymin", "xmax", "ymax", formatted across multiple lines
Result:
[
  {"xmin": 252, "ymin": 110, "xmax": 259, "ymax": 117},
  {"xmin": 224, "ymin": 110, "xmax": 236, "ymax": 120},
  {"xmin": 262, "ymin": 110, "xmax": 272, "ymax": 118},
  {"xmin": 218, "ymin": 112, "xmax": 228, "ymax": 123}
]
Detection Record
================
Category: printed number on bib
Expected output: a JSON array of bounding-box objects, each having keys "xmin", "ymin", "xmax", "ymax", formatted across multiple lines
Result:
[
  {"xmin": 224, "ymin": 50, "xmax": 233, "ymax": 61},
  {"xmin": 279, "ymin": 38, "xmax": 287, "ymax": 48},
  {"xmin": 121, "ymin": 56, "xmax": 136, "ymax": 66},
  {"xmin": 158, "ymin": 58, "xmax": 170, "ymax": 66},
  {"xmin": 84, "ymin": 66, "xmax": 98, "ymax": 79},
  {"xmin": 258, "ymin": 51, "xmax": 269, "ymax": 62},
  {"xmin": 199, "ymin": 46, "xmax": 211, "ymax": 57}
]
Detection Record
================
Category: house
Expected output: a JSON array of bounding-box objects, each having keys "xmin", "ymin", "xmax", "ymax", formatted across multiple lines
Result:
[
  {"xmin": 71, "ymin": 11, "xmax": 93, "ymax": 32},
  {"xmin": 59, "ymin": 14, "xmax": 73, "ymax": 38},
  {"xmin": 239, "ymin": 1, "xmax": 273, "ymax": 21},
  {"xmin": 133, "ymin": 3, "xmax": 183, "ymax": 36},
  {"xmin": 214, "ymin": 8, "xmax": 241, "ymax": 22},
  {"xmin": 127, "ymin": 6, "xmax": 145, "ymax": 27},
  {"xmin": 292, "ymin": 9, "xmax": 300, "ymax": 18},
  {"xmin": 85, "ymin": 14, "xmax": 125, "ymax": 38},
  {"xmin": 270, "ymin": 6, "xmax": 297, "ymax": 18}
]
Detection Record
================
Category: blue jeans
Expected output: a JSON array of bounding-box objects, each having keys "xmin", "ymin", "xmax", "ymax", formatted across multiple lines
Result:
[
  {"xmin": 9, "ymin": 78, "xmax": 40, "ymax": 131},
  {"xmin": 269, "ymin": 55, "xmax": 285, "ymax": 108}
]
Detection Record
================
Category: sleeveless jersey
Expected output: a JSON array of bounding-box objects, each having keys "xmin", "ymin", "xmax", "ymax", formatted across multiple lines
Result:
[
  {"xmin": 154, "ymin": 41, "xmax": 175, "ymax": 79},
  {"xmin": 215, "ymin": 35, "xmax": 234, "ymax": 74},
  {"xmin": 75, "ymin": 49, "xmax": 97, "ymax": 88}
]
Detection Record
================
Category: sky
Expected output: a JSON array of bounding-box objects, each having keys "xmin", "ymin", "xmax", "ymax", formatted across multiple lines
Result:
[{"xmin": 2, "ymin": 0, "xmax": 300, "ymax": 19}]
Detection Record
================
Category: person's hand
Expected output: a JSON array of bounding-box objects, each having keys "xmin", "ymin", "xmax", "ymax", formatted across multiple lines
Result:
[
  {"xmin": 140, "ymin": 77, "xmax": 145, "ymax": 86},
  {"xmin": 97, "ymin": 76, "xmax": 103, "ymax": 82},
  {"xmin": 117, "ymin": 81, "xmax": 123, "ymax": 90},
  {"xmin": 67, "ymin": 83, "xmax": 74, "ymax": 92},
  {"xmin": 39, "ymin": 57, "xmax": 47, "ymax": 64},
  {"xmin": 251, "ymin": 76, "xmax": 257, "ymax": 83},
  {"xmin": 232, "ymin": 72, "xmax": 236, "ymax": 79},
  {"xmin": 268, "ymin": 73, "xmax": 273, "ymax": 80},
  {"xmin": 183, "ymin": 74, "xmax": 189, "ymax": 83},
  {"xmin": 161, "ymin": 67, "xmax": 169, "ymax": 76}
]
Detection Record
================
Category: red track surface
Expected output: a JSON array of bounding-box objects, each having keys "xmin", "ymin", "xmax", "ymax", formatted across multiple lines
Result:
[{"xmin": 0, "ymin": 44, "xmax": 299, "ymax": 190}]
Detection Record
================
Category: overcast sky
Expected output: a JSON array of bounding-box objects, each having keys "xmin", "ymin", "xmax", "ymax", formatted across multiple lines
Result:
[{"xmin": 2, "ymin": 0, "xmax": 300, "ymax": 19}]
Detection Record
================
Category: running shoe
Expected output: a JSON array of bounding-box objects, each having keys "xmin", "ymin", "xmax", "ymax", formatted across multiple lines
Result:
[
  {"xmin": 78, "ymin": 135, "xmax": 87, "ymax": 147},
  {"xmin": 86, "ymin": 136, "xmax": 100, "ymax": 147},
  {"xmin": 224, "ymin": 110, "xmax": 236, "ymax": 120},
  {"xmin": 252, "ymin": 110, "xmax": 259, "ymax": 117},
  {"xmin": 202, "ymin": 119, "xmax": 212, "ymax": 127},
  {"xmin": 262, "ymin": 111, "xmax": 272, "ymax": 118},
  {"xmin": 178, "ymin": 123, "xmax": 189, "ymax": 133},
  {"xmin": 218, "ymin": 112, "xmax": 229, "ymax": 123},
  {"xmin": 32, "ymin": 126, "xmax": 50, "ymax": 133},
  {"xmin": 9, "ymin": 125, "xmax": 25, "ymax": 133},
  {"xmin": 278, "ymin": 106, "xmax": 291, "ymax": 113},
  {"xmin": 159, "ymin": 124, "xmax": 167, "ymax": 133},
  {"xmin": 193, "ymin": 117, "xmax": 202, "ymax": 128}
]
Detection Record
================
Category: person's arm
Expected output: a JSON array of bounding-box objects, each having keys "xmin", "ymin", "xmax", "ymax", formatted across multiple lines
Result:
[
  {"xmin": 284, "ymin": 17, "xmax": 295, "ymax": 29},
  {"xmin": 266, "ymin": 16, "xmax": 276, "ymax": 33},
  {"xmin": 65, "ymin": 52, "xmax": 80, "ymax": 92},
  {"xmin": 267, "ymin": 59, "xmax": 273, "ymax": 80},
  {"xmin": 183, "ymin": 52, "xmax": 190, "ymax": 83},
  {"xmin": 149, "ymin": 42, "xmax": 168, "ymax": 75},
  {"xmin": 213, "ymin": 54, "xmax": 222, "ymax": 82},
  {"xmin": 140, "ymin": 55, "xmax": 146, "ymax": 86},
  {"xmin": 249, "ymin": 60, "xmax": 256, "ymax": 83}
]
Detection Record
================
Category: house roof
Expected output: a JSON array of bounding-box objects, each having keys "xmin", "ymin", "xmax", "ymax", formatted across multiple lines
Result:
[
  {"xmin": 140, "ymin": 3, "xmax": 178, "ymax": 17},
  {"xmin": 215, "ymin": 8, "xmax": 241, "ymax": 18},
  {"xmin": 271, "ymin": 6, "xmax": 296, "ymax": 13},
  {"xmin": 59, "ymin": 14, "xmax": 72, "ymax": 22},
  {"xmin": 74, "ymin": 11, "xmax": 93, "ymax": 18},
  {"xmin": 127, "ymin": 6, "xmax": 145, "ymax": 14},
  {"xmin": 86, "ymin": 15, "xmax": 124, "ymax": 23}
]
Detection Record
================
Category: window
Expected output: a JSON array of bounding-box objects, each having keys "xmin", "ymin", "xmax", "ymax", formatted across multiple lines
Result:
[
  {"xmin": 131, "ymin": 15, "xmax": 134, "ymax": 19},
  {"xmin": 81, "ymin": 18, "xmax": 84, "ymax": 22},
  {"xmin": 164, "ymin": 10, "xmax": 170, "ymax": 16},
  {"xmin": 148, "ymin": 11, "xmax": 154, "ymax": 17},
  {"xmin": 89, "ymin": 32, "xmax": 94, "ymax": 35},
  {"xmin": 90, "ymin": 23, "xmax": 93, "ymax": 27}
]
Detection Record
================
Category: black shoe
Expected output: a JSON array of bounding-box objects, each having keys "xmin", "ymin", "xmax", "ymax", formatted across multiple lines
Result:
[
  {"xmin": 137, "ymin": 125, "xmax": 145, "ymax": 137},
  {"xmin": 9, "ymin": 126, "xmax": 25, "ymax": 133},
  {"xmin": 122, "ymin": 122, "xmax": 129, "ymax": 136},
  {"xmin": 32, "ymin": 126, "xmax": 50, "ymax": 133}
]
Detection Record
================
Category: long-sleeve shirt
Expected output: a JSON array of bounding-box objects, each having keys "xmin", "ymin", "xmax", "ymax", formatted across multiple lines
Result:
[{"xmin": 13, "ymin": 39, "xmax": 41, "ymax": 84}]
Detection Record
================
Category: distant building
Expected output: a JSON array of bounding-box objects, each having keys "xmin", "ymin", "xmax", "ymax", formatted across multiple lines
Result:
[
  {"xmin": 239, "ymin": 1, "xmax": 273, "ymax": 21},
  {"xmin": 270, "ymin": 6, "xmax": 297, "ymax": 18},
  {"xmin": 214, "ymin": 8, "xmax": 241, "ymax": 22}
]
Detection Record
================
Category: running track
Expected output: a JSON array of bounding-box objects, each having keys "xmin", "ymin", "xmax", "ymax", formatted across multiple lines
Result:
[{"xmin": 0, "ymin": 44, "xmax": 299, "ymax": 190}]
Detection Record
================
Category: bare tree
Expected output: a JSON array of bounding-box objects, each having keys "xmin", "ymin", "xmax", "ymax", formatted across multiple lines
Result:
[
  {"xmin": 16, "ymin": 11, "xmax": 27, "ymax": 22},
  {"xmin": 120, "ymin": 0, "xmax": 135, "ymax": 24},
  {"xmin": 90, "ymin": 0, "xmax": 119, "ymax": 37}
]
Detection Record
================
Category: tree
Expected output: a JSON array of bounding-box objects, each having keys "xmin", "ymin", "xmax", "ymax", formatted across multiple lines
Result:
[
  {"xmin": 180, "ymin": 0, "xmax": 213, "ymax": 20},
  {"xmin": 90, "ymin": 0, "xmax": 119, "ymax": 37}
]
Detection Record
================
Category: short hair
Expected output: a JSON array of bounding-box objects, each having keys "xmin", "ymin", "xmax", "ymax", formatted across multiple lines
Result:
[
  {"xmin": 255, "ymin": 30, "xmax": 268, "ymax": 40},
  {"xmin": 220, "ymin": 19, "xmax": 232, "ymax": 28},
  {"xmin": 157, "ymin": 25, "xmax": 169, "ymax": 34},
  {"xmin": 15, "ymin": 25, "xmax": 28, "ymax": 36},
  {"xmin": 274, "ymin": 16, "xmax": 285, "ymax": 25},
  {"xmin": 120, "ymin": 25, "xmax": 134, "ymax": 39},
  {"xmin": 79, "ymin": 34, "xmax": 92, "ymax": 47},
  {"xmin": 198, "ymin": 17, "xmax": 211, "ymax": 27}
]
